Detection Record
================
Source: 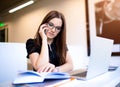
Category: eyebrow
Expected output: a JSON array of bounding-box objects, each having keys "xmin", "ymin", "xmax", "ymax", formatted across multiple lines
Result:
[{"xmin": 49, "ymin": 22, "xmax": 61, "ymax": 27}]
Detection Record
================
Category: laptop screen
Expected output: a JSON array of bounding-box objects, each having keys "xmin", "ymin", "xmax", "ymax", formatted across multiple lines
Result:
[{"xmin": 0, "ymin": 42, "xmax": 27, "ymax": 82}]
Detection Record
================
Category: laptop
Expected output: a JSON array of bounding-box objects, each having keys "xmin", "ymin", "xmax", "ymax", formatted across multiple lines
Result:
[
  {"xmin": 69, "ymin": 37, "xmax": 114, "ymax": 80},
  {"xmin": 0, "ymin": 42, "xmax": 27, "ymax": 83}
]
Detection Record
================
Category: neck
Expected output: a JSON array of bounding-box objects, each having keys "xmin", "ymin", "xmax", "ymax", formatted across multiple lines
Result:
[{"xmin": 47, "ymin": 38, "xmax": 53, "ymax": 45}]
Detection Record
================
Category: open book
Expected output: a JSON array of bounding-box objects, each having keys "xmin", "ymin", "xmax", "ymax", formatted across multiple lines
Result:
[{"xmin": 12, "ymin": 70, "xmax": 70, "ymax": 84}]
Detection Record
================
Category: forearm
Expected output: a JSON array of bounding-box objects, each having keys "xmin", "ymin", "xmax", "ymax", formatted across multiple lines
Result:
[
  {"xmin": 56, "ymin": 62, "xmax": 73, "ymax": 72},
  {"xmin": 36, "ymin": 39, "xmax": 49, "ymax": 68},
  {"xmin": 58, "ymin": 52, "xmax": 73, "ymax": 72}
]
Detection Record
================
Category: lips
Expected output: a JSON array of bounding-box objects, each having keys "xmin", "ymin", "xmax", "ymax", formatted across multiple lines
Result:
[{"xmin": 48, "ymin": 32, "xmax": 55, "ymax": 37}]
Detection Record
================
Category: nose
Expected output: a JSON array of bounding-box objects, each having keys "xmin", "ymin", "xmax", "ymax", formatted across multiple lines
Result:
[{"xmin": 51, "ymin": 27, "xmax": 56, "ymax": 32}]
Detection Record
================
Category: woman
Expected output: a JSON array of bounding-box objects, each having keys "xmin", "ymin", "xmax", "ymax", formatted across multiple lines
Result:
[{"xmin": 26, "ymin": 10, "xmax": 73, "ymax": 73}]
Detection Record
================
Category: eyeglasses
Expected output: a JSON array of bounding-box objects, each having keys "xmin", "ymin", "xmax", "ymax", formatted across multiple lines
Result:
[{"xmin": 47, "ymin": 22, "xmax": 61, "ymax": 31}]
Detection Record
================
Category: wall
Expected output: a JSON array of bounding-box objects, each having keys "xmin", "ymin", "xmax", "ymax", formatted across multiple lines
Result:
[
  {"xmin": 88, "ymin": 0, "xmax": 120, "ymax": 66},
  {"xmin": 3, "ymin": 0, "xmax": 88, "ymax": 68}
]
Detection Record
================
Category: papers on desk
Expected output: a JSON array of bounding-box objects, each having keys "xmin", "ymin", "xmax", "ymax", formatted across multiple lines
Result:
[{"xmin": 12, "ymin": 70, "xmax": 70, "ymax": 84}]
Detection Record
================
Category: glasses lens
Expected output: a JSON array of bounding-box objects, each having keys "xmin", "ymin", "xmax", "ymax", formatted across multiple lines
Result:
[
  {"xmin": 47, "ymin": 22, "xmax": 61, "ymax": 31},
  {"xmin": 48, "ymin": 22, "xmax": 54, "ymax": 29},
  {"xmin": 56, "ymin": 27, "xmax": 61, "ymax": 31}
]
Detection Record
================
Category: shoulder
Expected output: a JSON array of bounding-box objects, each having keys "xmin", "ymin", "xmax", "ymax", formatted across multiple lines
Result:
[
  {"xmin": 26, "ymin": 38, "xmax": 35, "ymax": 45},
  {"xmin": 26, "ymin": 38, "xmax": 35, "ymax": 43},
  {"xmin": 25, "ymin": 38, "xmax": 38, "ymax": 58},
  {"xmin": 26, "ymin": 38, "xmax": 36, "ymax": 49}
]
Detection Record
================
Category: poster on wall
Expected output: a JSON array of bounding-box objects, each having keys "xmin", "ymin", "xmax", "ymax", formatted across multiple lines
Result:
[
  {"xmin": 86, "ymin": 0, "xmax": 120, "ymax": 56},
  {"xmin": 95, "ymin": 0, "xmax": 120, "ymax": 56}
]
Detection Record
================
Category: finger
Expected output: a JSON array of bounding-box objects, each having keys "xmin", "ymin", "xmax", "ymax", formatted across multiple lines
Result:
[
  {"xmin": 40, "ymin": 65, "xmax": 48, "ymax": 72},
  {"xmin": 37, "ymin": 67, "xmax": 42, "ymax": 73},
  {"xmin": 40, "ymin": 64, "xmax": 51, "ymax": 72},
  {"xmin": 37, "ymin": 65, "xmax": 46, "ymax": 73},
  {"xmin": 43, "ymin": 64, "xmax": 54, "ymax": 72},
  {"xmin": 39, "ymin": 24, "xmax": 47, "ymax": 33},
  {"xmin": 42, "ymin": 66, "xmax": 50, "ymax": 72},
  {"xmin": 41, "ymin": 24, "xmax": 47, "ymax": 30},
  {"xmin": 47, "ymin": 67, "xmax": 54, "ymax": 72},
  {"xmin": 47, "ymin": 64, "xmax": 55, "ymax": 72},
  {"xmin": 37, "ymin": 63, "xmax": 55, "ymax": 72}
]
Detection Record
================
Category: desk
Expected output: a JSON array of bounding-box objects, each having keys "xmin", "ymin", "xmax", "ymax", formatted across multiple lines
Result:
[{"xmin": 0, "ymin": 67, "xmax": 120, "ymax": 87}]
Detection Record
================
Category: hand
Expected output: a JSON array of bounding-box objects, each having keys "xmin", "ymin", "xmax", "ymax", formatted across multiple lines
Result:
[
  {"xmin": 37, "ymin": 63, "xmax": 55, "ymax": 73},
  {"xmin": 53, "ymin": 67, "xmax": 60, "ymax": 72},
  {"xmin": 39, "ymin": 24, "xmax": 48, "ymax": 40}
]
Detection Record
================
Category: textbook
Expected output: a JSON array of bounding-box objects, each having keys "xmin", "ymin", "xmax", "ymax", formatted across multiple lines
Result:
[{"xmin": 12, "ymin": 70, "xmax": 70, "ymax": 84}]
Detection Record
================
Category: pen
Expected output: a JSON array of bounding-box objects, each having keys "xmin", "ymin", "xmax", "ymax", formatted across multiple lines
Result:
[{"xmin": 53, "ymin": 77, "xmax": 76, "ymax": 87}]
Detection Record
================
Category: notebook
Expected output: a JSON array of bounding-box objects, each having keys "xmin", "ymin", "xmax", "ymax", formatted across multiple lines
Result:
[
  {"xmin": 69, "ymin": 37, "xmax": 114, "ymax": 80},
  {"xmin": 12, "ymin": 70, "xmax": 70, "ymax": 84},
  {"xmin": 0, "ymin": 42, "xmax": 27, "ymax": 83}
]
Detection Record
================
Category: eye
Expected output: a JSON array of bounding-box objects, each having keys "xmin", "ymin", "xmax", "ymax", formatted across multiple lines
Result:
[
  {"xmin": 56, "ymin": 27, "xmax": 61, "ymax": 30},
  {"xmin": 48, "ymin": 22, "xmax": 54, "ymax": 27}
]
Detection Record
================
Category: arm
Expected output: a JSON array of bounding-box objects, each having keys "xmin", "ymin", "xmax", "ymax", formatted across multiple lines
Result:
[
  {"xmin": 29, "ymin": 24, "xmax": 55, "ymax": 72},
  {"xmin": 54, "ymin": 51, "xmax": 73, "ymax": 72},
  {"xmin": 29, "ymin": 39, "xmax": 49, "ymax": 70}
]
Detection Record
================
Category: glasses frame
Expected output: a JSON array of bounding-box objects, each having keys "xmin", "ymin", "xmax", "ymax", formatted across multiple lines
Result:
[{"xmin": 47, "ymin": 22, "xmax": 61, "ymax": 31}]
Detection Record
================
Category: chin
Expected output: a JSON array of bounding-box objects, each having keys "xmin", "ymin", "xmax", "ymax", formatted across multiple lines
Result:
[
  {"xmin": 47, "ymin": 34, "xmax": 57, "ymax": 39},
  {"xmin": 47, "ymin": 36, "xmax": 55, "ymax": 39}
]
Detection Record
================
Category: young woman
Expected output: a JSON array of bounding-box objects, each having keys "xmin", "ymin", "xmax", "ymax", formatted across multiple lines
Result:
[{"xmin": 26, "ymin": 10, "xmax": 73, "ymax": 73}]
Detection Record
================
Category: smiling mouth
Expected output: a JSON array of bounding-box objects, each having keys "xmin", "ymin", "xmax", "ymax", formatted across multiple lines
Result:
[
  {"xmin": 49, "ymin": 31, "xmax": 55, "ymax": 35},
  {"xmin": 48, "ymin": 32, "xmax": 55, "ymax": 36}
]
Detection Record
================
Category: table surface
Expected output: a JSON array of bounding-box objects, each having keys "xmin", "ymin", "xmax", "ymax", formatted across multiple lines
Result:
[{"xmin": 0, "ymin": 67, "xmax": 120, "ymax": 87}]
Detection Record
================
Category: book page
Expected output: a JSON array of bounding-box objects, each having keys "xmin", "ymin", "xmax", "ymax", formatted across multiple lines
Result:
[{"xmin": 13, "ymin": 70, "xmax": 70, "ymax": 84}]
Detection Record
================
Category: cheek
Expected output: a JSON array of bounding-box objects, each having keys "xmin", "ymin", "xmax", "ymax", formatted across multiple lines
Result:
[{"xmin": 55, "ymin": 31, "xmax": 60, "ymax": 35}]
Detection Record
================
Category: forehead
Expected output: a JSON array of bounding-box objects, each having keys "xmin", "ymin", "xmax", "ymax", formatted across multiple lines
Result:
[{"xmin": 49, "ymin": 18, "xmax": 62, "ymax": 26}]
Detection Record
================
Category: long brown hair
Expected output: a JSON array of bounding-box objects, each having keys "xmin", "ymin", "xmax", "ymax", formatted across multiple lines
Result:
[{"xmin": 34, "ymin": 10, "xmax": 66, "ymax": 65}]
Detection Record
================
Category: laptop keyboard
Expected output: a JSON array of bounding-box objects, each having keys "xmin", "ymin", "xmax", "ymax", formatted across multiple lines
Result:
[
  {"xmin": 69, "ymin": 69, "xmax": 87, "ymax": 78},
  {"xmin": 71, "ymin": 71, "xmax": 87, "ymax": 77}
]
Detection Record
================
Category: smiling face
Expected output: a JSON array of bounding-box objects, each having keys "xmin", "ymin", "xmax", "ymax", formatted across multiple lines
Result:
[{"xmin": 46, "ymin": 18, "xmax": 62, "ymax": 40}]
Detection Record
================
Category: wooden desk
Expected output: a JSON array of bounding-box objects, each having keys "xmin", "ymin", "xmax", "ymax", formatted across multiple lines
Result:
[{"xmin": 0, "ymin": 67, "xmax": 120, "ymax": 87}]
